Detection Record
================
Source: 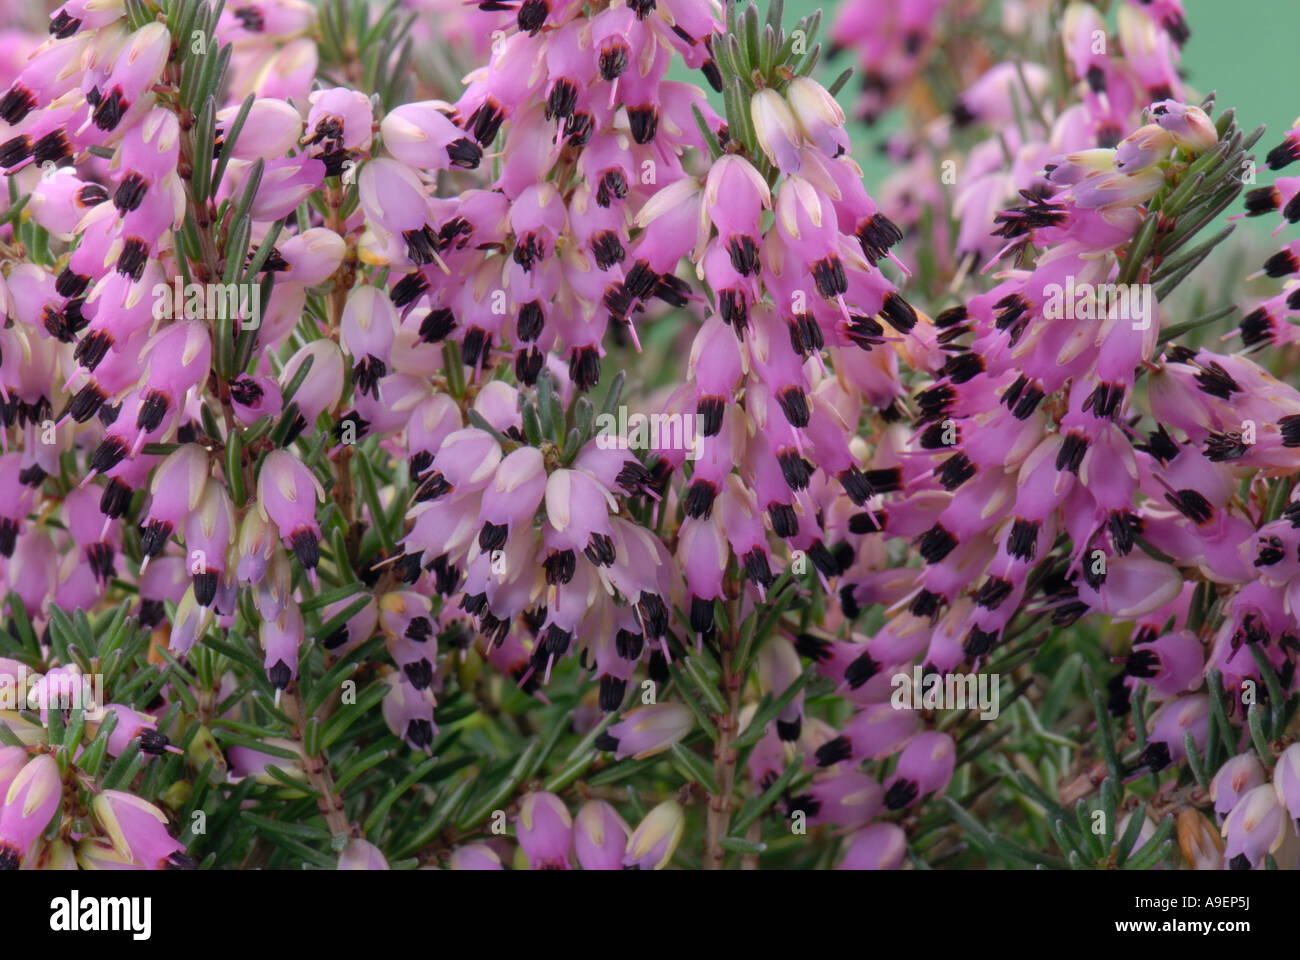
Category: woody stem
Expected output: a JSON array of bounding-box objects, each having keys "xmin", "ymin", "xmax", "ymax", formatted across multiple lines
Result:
[
  {"xmin": 282, "ymin": 688, "xmax": 351, "ymax": 839},
  {"xmin": 704, "ymin": 595, "xmax": 742, "ymax": 869},
  {"xmin": 323, "ymin": 179, "xmax": 359, "ymax": 558}
]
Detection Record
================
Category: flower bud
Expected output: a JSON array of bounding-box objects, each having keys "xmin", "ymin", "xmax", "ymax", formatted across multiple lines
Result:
[
  {"xmin": 785, "ymin": 77, "xmax": 848, "ymax": 157},
  {"xmin": 378, "ymin": 590, "xmax": 435, "ymax": 643},
  {"xmin": 250, "ymin": 36, "xmax": 319, "ymax": 103},
  {"xmin": 8, "ymin": 529, "xmax": 57, "ymax": 613},
  {"xmin": 677, "ymin": 515, "xmax": 728, "ymax": 638},
  {"xmin": 624, "ymin": 800, "xmax": 684, "ymax": 870},
  {"xmin": 0, "ymin": 754, "xmax": 61, "ymax": 869},
  {"xmin": 184, "ymin": 725, "xmax": 227, "ymax": 778},
  {"xmin": 0, "ymin": 711, "xmax": 45, "ymax": 747},
  {"xmin": 448, "ymin": 843, "xmax": 503, "ymax": 870},
  {"xmin": 757, "ymin": 638, "xmax": 804, "ymax": 739},
  {"xmin": 26, "ymin": 665, "xmax": 93, "ymax": 724},
  {"xmin": 703, "ymin": 155, "xmax": 770, "ymax": 257},
  {"xmin": 750, "ymin": 88, "xmax": 803, "ymax": 174},
  {"xmin": 358, "ymin": 158, "xmax": 442, "ymax": 265},
  {"xmin": 1150, "ymin": 100, "xmax": 1218, "ymax": 154},
  {"xmin": 0, "ymin": 454, "xmax": 35, "ymax": 557},
  {"xmin": 118, "ymin": 107, "xmax": 182, "ymax": 183},
  {"xmin": 253, "ymin": 548, "xmax": 295, "ymax": 622},
  {"xmin": 31, "ymin": 836, "xmax": 77, "ymax": 870},
  {"xmin": 219, "ymin": 0, "xmax": 317, "ymax": 40},
  {"xmin": 471, "ymin": 381, "xmax": 522, "ymax": 436},
  {"xmin": 838, "ymin": 822, "xmax": 907, "ymax": 870},
  {"xmin": 517, "ymin": 791, "xmax": 572, "ymax": 869},
  {"xmin": 136, "ymin": 556, "xmax": 186, "ymax": 628},
  {"xmin": 1117, "ymin": 5, "xmax": 1182, "ymax": 100},
  {"xmin": 338, "ymin": 838, "xmax": 389, "ymax": 870},
  {"xmin": 595, "ymin": 702, "xmax": 693, "ymax": 760},
  {"xmin": 952, "ymin": 62, "xmax": 1050, "ymax": 128},
  {"xmin": 543, "ymin": 466, "xmax": 616, "ymax": 562},
  {"xmin": 1078, "ymin": 554, "xmax": 1184, "ymax": 620},
  {"xmin": 408, "ymin": 394, "xmax": 464, "ymax": 475},
  {"xmin": 1048, "ymin": 148, "xmax": 1121, "ymax": 186},
  {"xmin": 573, "ymin": 800, "xmax": 630, "ymax": 871}
]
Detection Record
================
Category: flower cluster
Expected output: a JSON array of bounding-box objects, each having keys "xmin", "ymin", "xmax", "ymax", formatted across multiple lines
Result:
[
  {"xmin": 834, "ymin": 0, "xmax": 1192, "ymax": 287},
  {"xmin": 828, "ymin": 0, "xmax": 1300, "ymax": 870},
  {"xmin": 0, "ymin": 0, "xmax": 1299, "ymax": 874}
]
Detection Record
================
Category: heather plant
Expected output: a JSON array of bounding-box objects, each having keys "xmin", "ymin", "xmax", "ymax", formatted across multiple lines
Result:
[{"xmin": 1, "ymin": 0, "xmax": 1299, "ymax": 873}]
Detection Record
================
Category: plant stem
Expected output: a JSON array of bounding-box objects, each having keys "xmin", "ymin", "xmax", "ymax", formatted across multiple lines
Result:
[
  {"xmin": 282, "ymin": 689, "xmax": 351, "ymax": 839},
  {"xmin": 704, "ymin": 594, "xmax": 743, "ymax": 869},
  {"xmin": 322, "ymin": 179, "xmax": 361, "ymax": 559}
]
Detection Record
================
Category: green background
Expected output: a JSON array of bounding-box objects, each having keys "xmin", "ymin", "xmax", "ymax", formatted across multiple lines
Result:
[
  {"xmin": 801, "ymin": 0, "xmax": 1300, "ymax": 204},
  {"xmin": 1182, "ymin": 0, "xmax": 1298, "ymax": 157},
  {"xmin": 771, "ymin": 0, "xmax": 1300, "ymax": 286}
]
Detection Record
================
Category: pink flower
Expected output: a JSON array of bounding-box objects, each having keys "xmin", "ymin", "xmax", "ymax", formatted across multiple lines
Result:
[
  {"xmin": 1222, "ymin": 784, "xmax": 1287, "ymax": 870},
  {"xmin": 595, "ymin": 702, "xmax": 693, "ymax": 760},
  {"xmin": 624, "ymin": 800, "xmax": 683, "ymax": 870},
  {"xmin": 1272, "ymin": 744, "xmax": 1300, "ymax": 821},
  {"xmin": 256, "ymin": 450, "xmax": 326, "ymax": 569},
  {"xmin": 573, "ymin": 800, "xmax": 630, "ymax": 870},
  {"xmin": 838, "ymin": 822, "xmax": 906, "ymax": 870},
  {"xmin": 93, "ymin": 790, "xmax": 194, "ymax": 869},
  {"xmin": 884, "ymin": 731, "xmax": 956, "ymax": 810},
  {"xmin": 337, "ymin": 838, "xmax": 389, "ymax": 870},
  {"xmin": 382, "ymin": 101, "xmax": 482, "ymax": 172},
  {"xmin": 448, "ymin": 843, "xmax": 504, "ymax": 869},
  {"xmin": 0, "ymin": 754, "xmax": 61, "ymax": 869},
  {"xmin": 516, "ymin": 791, "xmax": 572, "ymax": 869}
]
